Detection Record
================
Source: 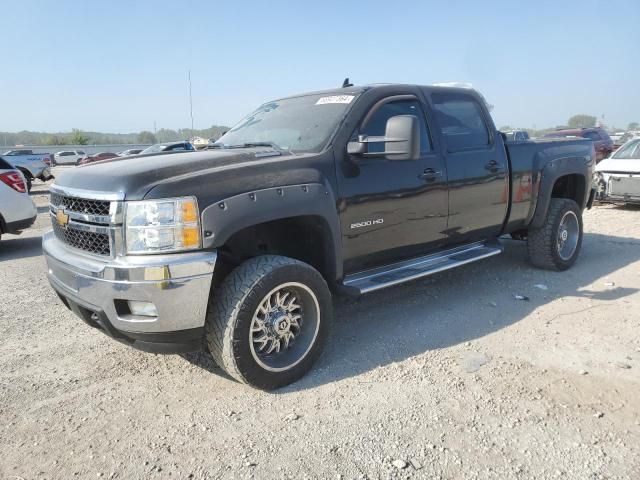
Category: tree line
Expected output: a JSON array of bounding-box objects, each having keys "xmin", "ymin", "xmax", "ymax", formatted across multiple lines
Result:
[{"xmin": 1, "ymin": 125, "xmax": 230, "ymax": 147}]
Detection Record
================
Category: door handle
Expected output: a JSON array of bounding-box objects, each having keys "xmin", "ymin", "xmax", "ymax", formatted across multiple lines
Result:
[
  {"xmin": 418, "ymin": 168, "xmax": 442, "ymax": 181},
  {"xmin": 485, "ymin": 160, "xmax": 500, "ymax": 172}
]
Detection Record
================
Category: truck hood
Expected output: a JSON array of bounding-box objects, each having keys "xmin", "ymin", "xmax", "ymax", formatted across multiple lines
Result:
[
  {"xmin": 53, "ymin": 149, "xmax": 294, "ymax": 200},
  {"xmin": 595, "ymin": 158, "xmax": 640, "ymax": 174}
]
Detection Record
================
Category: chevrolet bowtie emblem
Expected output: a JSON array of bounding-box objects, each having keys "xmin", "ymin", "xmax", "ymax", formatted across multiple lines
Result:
[{"xmin": 56, "ymin": 208, "xmax": 70, "ymax": 227}]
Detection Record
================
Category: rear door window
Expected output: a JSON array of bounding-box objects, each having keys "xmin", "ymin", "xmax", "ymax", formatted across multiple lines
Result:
[
  {"xmin": 431, "ymin": 93, "xmax": 490, "ymax": 151},
  {"xmin": 583, "ymin": 131, "xmax": 601, "ymax": 141}
]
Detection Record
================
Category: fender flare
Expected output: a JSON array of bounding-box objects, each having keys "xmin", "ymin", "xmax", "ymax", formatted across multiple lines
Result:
[
  {"xmin": 529, "ymin": 156, "xmax": 590, "ymax": 229},
  {"xmin": 200, "ymin": 182, "xmax": 343, "ymax": 280},
  {"xmin": 16, "ymin": 166, "xmax": 34, "ymax": 179}
]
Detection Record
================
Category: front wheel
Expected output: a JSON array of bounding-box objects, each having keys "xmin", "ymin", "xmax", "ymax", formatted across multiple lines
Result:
[
  {"xmin": 527, "ymin": 198, "xmax": 583, "ymax": 270},
  {"xmin": 205, "ymin": 255, "xmax": 332, "ymax": 390}
]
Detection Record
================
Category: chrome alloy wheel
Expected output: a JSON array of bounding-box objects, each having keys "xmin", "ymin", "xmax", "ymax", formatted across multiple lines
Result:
[
  {"xmin": 557, "ymin": 210, "xmax": 580, "ymax": 261},
  {"xmin": 249, "ymin": 282, "xmax": 320, "ymax": 372}
]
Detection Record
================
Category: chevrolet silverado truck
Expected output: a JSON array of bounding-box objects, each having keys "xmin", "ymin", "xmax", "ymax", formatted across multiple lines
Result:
[
  {"xmin": 2, "ymin": 149, "xmax": 54, "ymax": 191},
  {"xmin": 43, "ymin": 84, "xmax": 596, "ymax": 390}
]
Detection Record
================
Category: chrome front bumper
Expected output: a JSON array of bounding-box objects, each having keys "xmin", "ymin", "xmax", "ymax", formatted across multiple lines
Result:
[{"xmin": 43, "ymin": 231, "xmax": 216, "ymax": 346}]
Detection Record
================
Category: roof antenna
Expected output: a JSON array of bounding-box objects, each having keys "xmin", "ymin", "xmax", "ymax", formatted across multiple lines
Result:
[{"xmin": 342, "ymin": 77, "xmax": 353, "ymax": 88}]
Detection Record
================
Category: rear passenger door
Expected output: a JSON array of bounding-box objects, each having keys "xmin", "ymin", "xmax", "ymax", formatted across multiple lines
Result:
[{"xmin": 429, "ymin": 91, "xmax": 509, "ymax": 244}]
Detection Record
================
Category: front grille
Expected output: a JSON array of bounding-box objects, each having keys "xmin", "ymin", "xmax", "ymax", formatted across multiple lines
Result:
[
  {"xmin": 50, "ymin": 193, "xmax": 110, "ymax": 217},
  {"xmin": 50, "ymin": 190, "xmax": 116, "ymax": 256},
  {"xmin": 52, "ymin": 222, "xmax": 111, "ymax": 256}
]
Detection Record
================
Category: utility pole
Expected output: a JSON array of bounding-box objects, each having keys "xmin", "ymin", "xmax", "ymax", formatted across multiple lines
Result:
[{"xmin": 188, "ymin": 70, "xmax": 194, "ymax": 139}]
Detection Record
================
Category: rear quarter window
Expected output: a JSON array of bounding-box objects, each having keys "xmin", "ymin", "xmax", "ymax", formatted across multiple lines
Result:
[{"xmin": 431, "ymin": 93, "xmax": 490, "ymax": 151}]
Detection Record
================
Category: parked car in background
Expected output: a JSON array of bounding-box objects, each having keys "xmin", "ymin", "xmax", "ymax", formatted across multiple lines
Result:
[
  {"xmin": 139, "ymin": 141, "xmax": 195, "ymax": 155},
  {"xmin": 502, "ymin": 130, "xmax": 530, "ymax": 141},
  {"xmin": 1, "ymin": 149, "xmax": 54, "ymax": 191},
  {"xmin": 0, "ymin": 157, "xmax": 37, "ymax": 244},
  {"xmin": 117, "ymin": 149, "xmax": 143, "ymax": 156},
  {"xmin": 595, "ymin": 138, "xmax": 640, "ymax": 204},
  {"xmin": 53, "ymin": 150, "xmax": 86, "ymax": 166},
  {"xmin": 544, "ymin": 127, "xmax": 613, "ymax": 162},
  {"xmin": 77, "ymin": 152, "xmax": 119, "ymax": 165}
]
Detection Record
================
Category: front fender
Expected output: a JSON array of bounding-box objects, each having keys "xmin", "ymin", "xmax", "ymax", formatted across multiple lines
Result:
[{"xmin": 200, "ymin": 182, "xmax": 343, "ymax": 279}]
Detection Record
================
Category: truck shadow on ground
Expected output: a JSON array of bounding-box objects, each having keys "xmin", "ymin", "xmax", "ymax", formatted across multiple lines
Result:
[
  {"xmin": 0, "ymin": 235, "xmax": 43, "ymax": 262},
  {"xmin": 186, "ymin": 231, "xmax": 640, "ymax": 391}
]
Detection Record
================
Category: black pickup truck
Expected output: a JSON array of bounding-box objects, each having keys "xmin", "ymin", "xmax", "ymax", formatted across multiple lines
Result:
[{"xmin": 44, "ymin": 84, "xmax": 596, "ymax": 389}]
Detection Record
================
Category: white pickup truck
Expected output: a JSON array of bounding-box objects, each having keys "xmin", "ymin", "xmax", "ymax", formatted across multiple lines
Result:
[{"xmin": 1, "ymin": 149, "xmax": 54, "ymax": 191}]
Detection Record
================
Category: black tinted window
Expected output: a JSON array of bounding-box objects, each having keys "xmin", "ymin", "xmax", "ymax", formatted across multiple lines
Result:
[
  {"xmin": 584, "ymin": 131, "xmax": 601, "ymax": 141},
  {"xmin": 431, "ymin": 93, "xmax": 490, "ymax": 150},
  {"xmin": 0, "ymin": 157, "xmax": 13, "ymax": 169},
  {"xmin": 361, "ymin": 99, "xmax": 431, "ymax": 153}
]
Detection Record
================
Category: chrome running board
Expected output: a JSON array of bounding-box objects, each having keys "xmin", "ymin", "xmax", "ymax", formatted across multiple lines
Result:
[{"xmin": 342, "ymin": 240, "xmax": 503, "ymax": 295}]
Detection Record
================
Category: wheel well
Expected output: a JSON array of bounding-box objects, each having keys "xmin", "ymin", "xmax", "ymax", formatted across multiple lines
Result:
[
  {"xmin": 16, "ymin": 167, "xmax": 33, "ymax": 179},
  {"xmin": 551, "ymin": 174, "xmax": 586, "ymax": 207},
  {"xmin": 215, "ymin": 216, "xmax": 336, "ymax": 286}
]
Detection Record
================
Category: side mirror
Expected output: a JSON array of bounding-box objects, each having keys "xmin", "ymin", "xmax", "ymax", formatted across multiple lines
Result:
[
  {"xmin": 384, "ymin": 115, "xmax": 420, "ymax": 161},
  {"xmin": 346, "ymin": 115, "xmax": 420, "ymax": 161}
]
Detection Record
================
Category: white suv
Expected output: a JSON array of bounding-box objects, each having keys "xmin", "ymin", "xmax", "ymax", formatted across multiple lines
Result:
[
  {"xmin": 0, "ymin": 157, "xmax": 37, "ymax": 243},
  {"xmin": 53, "ymin": 150, "xmax": 86, "ymax": 166}
]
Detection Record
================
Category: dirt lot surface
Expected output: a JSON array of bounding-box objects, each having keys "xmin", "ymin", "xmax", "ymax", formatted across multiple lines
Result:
[{"xmin": 1, "ymin": 170, "xmax": 639, "ymax": 479}]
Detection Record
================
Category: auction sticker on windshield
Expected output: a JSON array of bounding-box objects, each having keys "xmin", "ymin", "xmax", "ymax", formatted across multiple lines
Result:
[{"xmin": 315, "ymin": 95, "xmax": 355, "ymax": 105}]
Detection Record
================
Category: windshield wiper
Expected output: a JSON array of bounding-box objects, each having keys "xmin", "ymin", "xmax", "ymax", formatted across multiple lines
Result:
[{"xmin": 226, "ymin": 142, "xmax": 282, "ymax": 150}]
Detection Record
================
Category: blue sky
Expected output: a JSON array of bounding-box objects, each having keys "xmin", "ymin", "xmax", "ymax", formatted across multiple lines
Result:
[{"xmin": 1, "ymin": 0, "xmax": 638, "ymax": 133}]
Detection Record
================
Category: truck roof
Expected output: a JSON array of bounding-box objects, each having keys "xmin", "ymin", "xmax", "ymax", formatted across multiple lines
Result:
[{"xmin": 273, "ymin": 83, "xmax": 485, "ymax": 102}]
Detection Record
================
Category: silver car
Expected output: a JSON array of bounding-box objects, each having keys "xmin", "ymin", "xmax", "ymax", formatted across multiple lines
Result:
[
  {"xmin": 595, "ymin": 138, "xmax": 640, "ymax": 204},
  {"xmin": 0, "ymin": 157, "xmax": 37, "ymax": 243}
]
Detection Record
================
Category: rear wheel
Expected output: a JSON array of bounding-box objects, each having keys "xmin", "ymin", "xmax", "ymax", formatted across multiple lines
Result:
[
  {"xmin": 205, "ymin": 255, "xmax": 332, "ymax": 390},
  {"xmin": 527, "ymin": 198, "xmax": 583, "ymax": 270}
]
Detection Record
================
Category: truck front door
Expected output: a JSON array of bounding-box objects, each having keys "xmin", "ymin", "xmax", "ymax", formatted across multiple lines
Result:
[
  {"xmin": 429, "ymin": 91, "xmax": 509, "ymax": 244},
  {"xmin": 335, "ymin": 94, "xmax": 449, "ymax": 273}
]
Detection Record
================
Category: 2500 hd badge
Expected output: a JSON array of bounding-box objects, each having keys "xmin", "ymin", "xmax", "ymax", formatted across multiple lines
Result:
[{"xmin": 350, "ymin": 218, "xmax": 384, "ymax": 229}]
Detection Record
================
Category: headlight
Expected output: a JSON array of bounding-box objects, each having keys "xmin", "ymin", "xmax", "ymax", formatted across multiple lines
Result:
[{"xmin": 125, "ymin": 197, "xmax": 201, "ymax": 254}]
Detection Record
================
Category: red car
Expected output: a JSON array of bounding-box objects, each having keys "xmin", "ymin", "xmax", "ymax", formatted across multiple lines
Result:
[
  {"xmin": 77, "ymin": 152, "xmax": 119, "ymax": 165},
  {"xmin": 544, "ymin": 127, "xmax": 613, "ymax": 162}
]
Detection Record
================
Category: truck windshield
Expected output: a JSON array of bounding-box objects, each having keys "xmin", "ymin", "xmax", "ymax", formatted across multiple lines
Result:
[{"xmin": 216, "ymin": 93, "xmax": 358, "ymax": 153}]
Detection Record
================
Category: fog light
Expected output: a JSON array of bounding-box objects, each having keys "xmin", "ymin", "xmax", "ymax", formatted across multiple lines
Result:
[{"xmin": 128, "ymin": 301, "xmax": 158, "ymax": 317}]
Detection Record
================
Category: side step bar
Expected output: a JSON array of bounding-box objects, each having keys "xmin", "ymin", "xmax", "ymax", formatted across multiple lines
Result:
[{"xmin": 342, "ymin": 240, "xmax": 503, "ymax": 295}]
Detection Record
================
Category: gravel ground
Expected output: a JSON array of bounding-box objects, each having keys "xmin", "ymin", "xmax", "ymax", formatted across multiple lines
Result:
[{"xmin": 1, "ymin": 169, "xmax": 639, "ymax": 479}]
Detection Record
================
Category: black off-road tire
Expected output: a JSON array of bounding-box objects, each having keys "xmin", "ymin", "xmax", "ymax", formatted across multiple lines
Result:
[
  {"xmin": 527, "ymin": 198, "xmax": 583, "ymax": 271},
  {"xmin": 204, "ymin": 255, "xmax": 332, "ymax": 390}
]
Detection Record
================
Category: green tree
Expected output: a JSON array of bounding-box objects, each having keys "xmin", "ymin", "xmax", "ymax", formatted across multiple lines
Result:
[
  {"xmin": 567, "ymin": 115, "xmax": 597, "ymax": 128},
  {"xmin": 45, "ymin": 135, "xmax": 65, "ymax": 145},
  {"xmin": 628, "ymin": 122, "xmax": 639, "ymax": 130},
  {"xmin": 70, "ymin": 128, "xmax": 89, "ymax": 145},
  {"xmin": 137, "ymin": 131, "xmax": 158, "ymax": 144}
]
